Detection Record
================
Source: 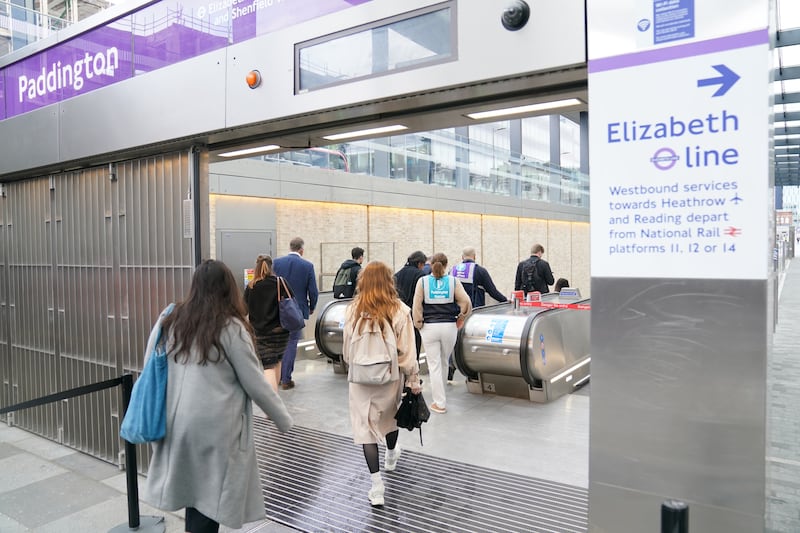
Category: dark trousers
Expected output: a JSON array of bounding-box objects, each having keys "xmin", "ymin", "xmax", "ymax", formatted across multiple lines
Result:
[
  {"xmin": 186, "ymin": 507, "xmax": 219, "ymax": 533},
  {"xmin": 280, "ymin": 326, "xmax": 303, "ymax": 384},
  {"xmin": 414, "ymin": 327, "xmax": 422, "ymax": 361}
]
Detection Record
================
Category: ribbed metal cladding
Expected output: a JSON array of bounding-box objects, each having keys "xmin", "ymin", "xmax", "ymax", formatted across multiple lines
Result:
[
  {"xmin": 253, "ymin": 419, "xmax": 589, "ymax": 533},
  {"xmin": 5, "ymin": 178, "xmax": 57, "ymax": 439},
  {"xmin": 0, "ymin": 190, "xmax": 7, "ymax": 425},
  {"xmin": 0, "ymin": 151, "xmax": 196, "ymax": 468}
]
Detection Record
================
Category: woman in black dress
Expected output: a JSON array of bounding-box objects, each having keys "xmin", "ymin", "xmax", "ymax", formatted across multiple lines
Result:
[{"xmin": 244, "ymin": 254, "xmax": 291, "ymax": 392}]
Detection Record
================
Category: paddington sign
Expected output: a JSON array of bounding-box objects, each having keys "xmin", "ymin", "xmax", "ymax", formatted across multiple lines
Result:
[
  {"xmin": 0, "ymin": 0, "xmax": 372, "ymax": 121},
  {"xmin": 17, "ymin": 47, "xmax": 120, "ymax": 104}
]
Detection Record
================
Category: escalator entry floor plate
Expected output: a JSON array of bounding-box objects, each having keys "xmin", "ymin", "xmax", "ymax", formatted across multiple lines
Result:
[{"xmin": 253, "ymin": 418, "xmax": 588, "ymax": 533}]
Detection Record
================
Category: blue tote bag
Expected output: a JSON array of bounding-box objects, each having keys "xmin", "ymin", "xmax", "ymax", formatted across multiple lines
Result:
[
  {"xmin": 277, "ymin": 277, "xmax": 305, "ymax": 332},
  {"xmin": 120, "ymin": 303, "xmax": 175, "ymax": 444}
]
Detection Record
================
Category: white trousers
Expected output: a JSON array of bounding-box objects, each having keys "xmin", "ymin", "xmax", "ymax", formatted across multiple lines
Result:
[{"xmin": 419, "ymin": 321, "xmax": 458, "ymax": 408}]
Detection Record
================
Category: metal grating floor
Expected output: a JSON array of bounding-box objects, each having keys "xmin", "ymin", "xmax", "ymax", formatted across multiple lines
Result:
[{"xmin": 253, "ymin": 418, "xmax": 588, "ymax": 533}]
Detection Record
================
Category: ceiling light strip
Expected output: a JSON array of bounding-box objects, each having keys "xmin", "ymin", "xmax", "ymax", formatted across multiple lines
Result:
[
  {"xmin": 466, "ymin": 98, "xmax": 584, "ymax": 120},
  {"xmin": 323, "ymin": 125, "xmax": 408, "ymax": 141},
  {"xmin": 218, "ymin": 145, "xmax": 281, "ymax": 157}
]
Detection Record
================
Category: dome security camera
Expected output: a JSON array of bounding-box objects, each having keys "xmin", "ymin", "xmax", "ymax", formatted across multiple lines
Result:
[{"xmin": 501, "ymin": 0, "xmax": 530, "ymax": 31}]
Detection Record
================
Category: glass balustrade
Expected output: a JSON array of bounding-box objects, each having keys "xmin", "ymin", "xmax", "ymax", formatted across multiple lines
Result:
[
  {"xmin": 255, "ymin": 126, "xmax": 589, "ymax": 209},
  {"xmin": 0, "ymin": 0, "xmax": 70, "ymax": 57}
]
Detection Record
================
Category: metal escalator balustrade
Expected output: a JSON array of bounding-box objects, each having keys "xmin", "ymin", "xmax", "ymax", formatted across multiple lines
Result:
[
  {"xmin": 252, "ymin": 418, "xmax": 588, "ymax": 532},
  {"xmin": 455, "ymin": 295, "xmax": 591, "ymax": 403}
]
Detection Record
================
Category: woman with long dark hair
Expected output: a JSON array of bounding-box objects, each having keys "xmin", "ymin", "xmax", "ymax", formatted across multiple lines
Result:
[
  {"xmin": 412, "ymin": 252, "xmax": 472, "ymax": 414},
  {"xmin": 342, "ymin": 261, "xmax": 421, "ymax": 507},
  {"xmin": 143, "ymin": 259, "xmax": 293, "ymax": 533},
  {"xmin": 244, "ymin": 254, "xmax": 290, "ymax": 392}
]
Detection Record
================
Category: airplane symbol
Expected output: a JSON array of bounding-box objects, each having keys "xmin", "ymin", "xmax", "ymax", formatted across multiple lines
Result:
[
  {"xmin": 731, "ymin": 194, "xmax": 743, "ymax": 204},
  {"xmin": 725, "ymin": 227, "xmax": 742, "ymax": 237}
]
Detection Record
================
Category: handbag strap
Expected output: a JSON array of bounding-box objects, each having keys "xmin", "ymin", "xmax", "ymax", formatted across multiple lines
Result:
[
  {"xmin": 277, "ymin": 276, "xmax": 290, "ymax": 301},
  {"xmin": 155, "ymin": 303, "xmax": 175, "ymax": 347}
]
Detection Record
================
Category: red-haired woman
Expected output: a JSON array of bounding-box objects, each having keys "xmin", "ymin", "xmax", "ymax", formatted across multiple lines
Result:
[{"xmin": 342, "ymin": 261, "xmax": 422, "ymax": 507}]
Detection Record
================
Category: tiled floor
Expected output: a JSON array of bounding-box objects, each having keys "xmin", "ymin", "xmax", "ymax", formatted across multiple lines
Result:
[
  {"xmin": 0, "ymin": 409, "xmax": 293, "ymax": 532},
  {"xmin": 766, "ymin": 260, "xmax": 800, "ymax": 533}
]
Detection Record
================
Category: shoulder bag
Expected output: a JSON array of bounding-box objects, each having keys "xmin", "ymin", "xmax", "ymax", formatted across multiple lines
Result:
[
  {"xmin": 277, "ymin": 277, "xmax": 305, "ymax": 332},
  {"xmin": 119, "ymin": 303, "xmax": 175, "ymax": 444}
]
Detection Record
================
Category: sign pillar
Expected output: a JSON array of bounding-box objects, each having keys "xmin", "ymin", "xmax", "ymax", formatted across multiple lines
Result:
[{"xmin": 587, "ymin": 1, "xmax": 773, "ymax": 531}]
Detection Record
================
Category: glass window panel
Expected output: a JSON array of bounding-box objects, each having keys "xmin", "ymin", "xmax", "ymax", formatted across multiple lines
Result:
[
  {"xmin": 560, "ymin": 116, "xmax": 581, "ymax": 170},
  {"xmin": 521, "ymin": 116, "xmax": 550, "ymax": 163},
  {"xmin": 298, "ymin": 5, "xmax": 453, "ymax": 92},
  {"xmin": 430, "ymin": 129, "xmax": 457, "ymax": 187}
]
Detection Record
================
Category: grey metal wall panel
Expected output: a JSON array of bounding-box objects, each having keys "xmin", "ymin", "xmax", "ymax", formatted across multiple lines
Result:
[
  {"xmin": 58, "ymin": 52, "xmax": 228, "ymax": 163},
  {"xmin": 117, "ymin": 154, "xmax": 195, "ymax": 376},
  {"xmin": 7, "ymin": 178, "xmax": 58, "ymax": 437},
  {"xmin": 0, "ymin": 150, "xmax": 197, "ymax": 466},
  {"xmin": 589, "ymin": 481, "xmax": 764, "ymax": 533},
  {"xmin": 589, "ymin": 277, "xmax": 767, "ymax": 532},
  {"xmin": 53, "ymin": 167, "xmax": 118, "ymax": 457},
  {"xmin": 0, "ymin": 192, "xmax": 6, "ymax": 421},
  {"xmin": 0, "ymin": 108, "xmax": 61, "ymax": 175}
]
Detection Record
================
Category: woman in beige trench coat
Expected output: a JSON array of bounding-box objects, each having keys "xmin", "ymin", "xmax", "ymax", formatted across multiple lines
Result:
[{"xmin": 342, "ymin": 261, "xmax": 422, "ymax": 507}]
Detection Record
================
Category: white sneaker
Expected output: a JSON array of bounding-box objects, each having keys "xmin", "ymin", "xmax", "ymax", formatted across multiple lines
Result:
[
  {"xmin": 384, "ymin": 447, "xmax": 401, "ymax": 471},
  {"xmin": 368, "ymin": 482, "xmax": 385, "ymax": 506}
]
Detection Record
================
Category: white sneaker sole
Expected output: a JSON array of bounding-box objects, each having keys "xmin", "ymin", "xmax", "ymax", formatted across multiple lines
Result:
[{"xmin": 368, "ymin": 487, "xmax": 385, "ymax": 506}]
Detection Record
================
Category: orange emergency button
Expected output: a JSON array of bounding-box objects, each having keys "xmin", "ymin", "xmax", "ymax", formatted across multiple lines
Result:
[{"xmin": 246, "ymin": 70, "xmax": 261, "ymax": 89}]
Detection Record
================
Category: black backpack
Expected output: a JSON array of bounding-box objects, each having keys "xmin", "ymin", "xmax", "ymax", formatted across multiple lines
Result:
[
  {"xmin": 521, "ymin": 257, "xmax": 540, "ymax": 294},
  {"xmin": 333, "ymin": 266, "xmax": 355, "ymax": 299}
]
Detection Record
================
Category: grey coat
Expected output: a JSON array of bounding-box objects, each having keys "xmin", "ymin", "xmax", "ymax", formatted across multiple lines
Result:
[{"xmin": 143, "ymin": 317, "xmax": 293, "ymax": 528}]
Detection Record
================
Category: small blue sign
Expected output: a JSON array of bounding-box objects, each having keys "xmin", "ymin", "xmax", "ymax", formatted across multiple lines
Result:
[
  {"xmin": 653, "ymin": 0, "xmax": 694, "ymax": 45},
  {"xmin": 540, "ymin": 334, "xmax": 546, "ymax": 365},
  {"xmin": 486, "ymin": 319, "xmax": 509, "ymax": 343}
]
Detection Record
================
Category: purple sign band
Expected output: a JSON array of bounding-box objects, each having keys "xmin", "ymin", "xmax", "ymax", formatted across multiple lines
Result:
[
  {"xmin": 589, "ymin": 28, "xmax": 768, "ymax": 74},
  {"xmin": 1, "ymin": 0, "xmax": 373, "ymax": 121}
]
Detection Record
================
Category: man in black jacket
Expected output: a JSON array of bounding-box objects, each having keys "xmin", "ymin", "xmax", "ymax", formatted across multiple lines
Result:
[
  {"xmin": 332, "ymin": 247, "xmax": 364, "ymax": 299},
  {"xmin": 394, "ymin": 250, "xmax": 427, "ymax": 359},
  {"xmin": 514, "ymin": 243, "xmax": 555, "ymax": 295},
  {"xmin": 451, "ymin": 246, "xmax": 508, "ymax": 308},
  {"xmin": 394, "ymin": 250, "xmax": 427, "ymax": 308}
]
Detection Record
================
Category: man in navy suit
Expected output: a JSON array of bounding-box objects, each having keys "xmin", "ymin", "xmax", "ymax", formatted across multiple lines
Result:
[{"xmin": 273, "ymin": 237, "xmax": 319, "ymax": 390}]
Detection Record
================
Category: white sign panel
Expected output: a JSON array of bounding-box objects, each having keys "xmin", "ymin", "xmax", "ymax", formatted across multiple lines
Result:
[
  {"xmin": 589, "ymin": 17, "xmax": 770, "ymax": 279},
  {"xmin": 589, "ymin": 0, "xmax": 768, "ymax": 59}
]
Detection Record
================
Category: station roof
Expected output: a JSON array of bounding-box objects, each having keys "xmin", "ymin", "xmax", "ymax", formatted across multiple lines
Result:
[{"xmin": 775, "ymin": 0, "xmax": 800, "ymax": 187}]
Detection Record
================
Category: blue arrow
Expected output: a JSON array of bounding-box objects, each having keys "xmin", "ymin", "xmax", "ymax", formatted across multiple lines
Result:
[{"xmin": 697, "ymin": 64, "xmax": 740, "ymax": 97}]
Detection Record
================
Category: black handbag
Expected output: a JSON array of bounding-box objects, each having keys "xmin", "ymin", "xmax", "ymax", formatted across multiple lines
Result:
[{"xmin": 395, "ymin": 386, "xmax": 430, "ymax": 445}]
